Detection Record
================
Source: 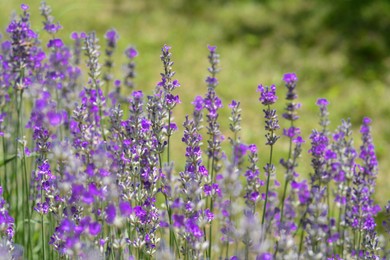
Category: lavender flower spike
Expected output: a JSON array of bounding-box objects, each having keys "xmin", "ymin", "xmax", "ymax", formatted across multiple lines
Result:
[{"xmin": 258, "ymin": 84, "xmax": 278, "ymax": 105}]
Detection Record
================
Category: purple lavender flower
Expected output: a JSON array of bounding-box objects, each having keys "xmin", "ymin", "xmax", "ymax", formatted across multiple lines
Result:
[
  {"xmin": 105, "ymin": 204, "xmax": 116, "ymax": 224},
  {"xmin": 344, "ymin": 117, "xmax": 380, "ymax": 260},
  {"xmin": 70, "ymin": 32, "xmax": 86, "ymax": 65},
  {"xmin": 259, "ymin": 84, "xmax": 280, "ymax": 145},
  {"xmin": 208, "ymin": 45, "xmax": 216, "ymax": 52},
  {"xmin": 191, "ymin": 96, "xmax": 204, "ymax": 128},
  {"xmin": 291, "ymin": 180, "xmax": 310, "ymax": 204},
  {"xmin": 283, "ymin": 73, "xmax": 297, "ymax": 85},
  {"xmin": 123, "ymin": 46, "xmax": 138, "ymax": 91},
  {"xmin": 125, "ymin": 47, "xmax": 138, "ymax": 59},
  {"xmin": 21, "ymin": 3, "xmax": 28, "ymax": 10},
  {"xmin": 40, "ymin": 1, "xmax": 62, "ymax": 34},
  {"xmin": 308, "ymin": 129, "xmax": 330, "ymax": 184},
  {"xmin": 88, "ymin": 224, "xmax": 101, "ymax": 239},
  {"xmin": 103, "ymin": 29, "xmax": 119, "ymax": 89},
  {"xmin": 0, "ymin": 5, "xmax": 387, "ymax": 258},
  {"xmin": 0, "ymin": 186, "xmax": 14, "ymax": 241},
  {"xmin": 203, "ymin": 43, "xmax": 224, "ymax": 186},
  {"xmin": 206, "ymin": 44, "xmax": 220, "ymax": 89},
  {"xmin": 47, "ymin": 38, "xmax": 64, "ymax": 48},
  {"xmin": 229, "ymin": 100, "xmax": 242, "ymax": 144},
  {"xmin": 316, "ymin": 98, "xmax": 330, "ymax": 131},
  {"xmin": 105, "ymin": 29, "xmax": 118, "ymax": 48},
  {"xmin": 257, "ymin": 252, "xmax": 273, "ymax": 260},
  {"xmin": 283, "ymin": 126, "xmax": 300, "ymax": 138},
  {"xmin": 244, "ymin": 144, "xmax": 263, "ymax": 213},
  {"xmin": 282, "ymin": 73, "xmax": 300, "ymax": 121},
  {"xmin": 119, "ymin": 201, "xmax": 132, "ymax": 217},
  {"xmin": 317, "ymin": 98, "xmax": 329, "ymax": 107},
  {"xmin": 6, "ymin": 4, "xmax": 41, "ymax": 89},
  {"xmin": 382, "ymin": 200, "xmax": 390, "ymax": 253},
  {"xmin": 46, "ymin": 110, "xmax": 62, "ymax": 127},
  {"xmin": 258, "ymin": 84, "xmax": 277, "ymax": 105}
]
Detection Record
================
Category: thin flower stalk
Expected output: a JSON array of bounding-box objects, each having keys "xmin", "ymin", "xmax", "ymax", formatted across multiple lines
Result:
[{"xmin": 258, "ymin": 84, "xmax": 280, "ymax": 227}]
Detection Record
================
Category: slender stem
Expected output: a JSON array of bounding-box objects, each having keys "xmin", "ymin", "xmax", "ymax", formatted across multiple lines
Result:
[
  {"xmin": 164, "ymin": 110, "xmax": 178, "ymax": 255},
  {"xmin": 1, "ymin": 120, "xmax": 9, "ymax": 201},
  {"xmin": 338, "ymin": 205, "xmax": 343, "ymax": 256},
  {"xmin": 55, "ymin": 87, "xmax": 63, "ymax": 140},
  {"xmin": 279, "ymin": 180, "xmax": 289, "ymax": 224},
  {"xmin": 261, "ymin": 139, "xmax": 274, "ymax": 226},
  {"xmin": 22, "ymin": 147, "xmax": 31, "ymax": 257},
  {"xmin": 245, "ymin": 239, "xmax": 249, "ymax": 260},
  {"xmin": 219, "ymin": 242, "xmax": 223, "ymax": 260},
  {"xmin": 293, "ymin": 207, "xmax": 308, "ymax": 238},
  {"xmin": 14, "ymin": 89, "xmax": 24, "ymax": 244},
  {"xmin": 41, "ymin": 211, "xmax": 46, "ymax": 260},
  {"xmin": 164, "ymin": 195, "xmax": 176, "ymax": 254},
  {"xmin": 158, "ymin": 153, "xmax": 162, "ymax": 169},
  {"xmin": 207, "ymin": 152, "xmax": 215, "ymax": 258},
  {"xmin": 167, "ymin": 111, "xmax": 171, "ymax": 163},
  {"xmin": 225, "ymin": 241, "xmax": 229, "ymax": 260},
  {"xmin": 326, "ymin": 182, "xmax": 330, "ymax": 219},
  {"xmin": 274, "ymin": 176, "xmax": 290, "ymax": 258},
  {"xmin": 298, "ymin": 228, "xmax": 305, "ymax": 258},
  {"xmin": 339, "ymin": 179, "xmax": 351, "ymax": 258},
  {"xmin": 279, "ymin": 120, "xmax": 294, "ymax": 223},
  {"xmin": 357, "ymin": 230, "xmax": 362, "ymax": 257},
  {"xmin": 203, "ymin": 226, "xmax": 208, "ymax": 258},
  {"xmin": 98, "ymin": 99, "xmax": 106, "ymax": 143},
  {"xmin": 225, "ymin": 195, "xmax": 233, "ymax": 260}
]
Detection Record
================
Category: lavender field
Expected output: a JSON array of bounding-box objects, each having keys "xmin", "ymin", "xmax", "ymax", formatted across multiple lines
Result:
[{"xmin": 0, "ymin": 2, "xmax": 390, "ymax": 260}]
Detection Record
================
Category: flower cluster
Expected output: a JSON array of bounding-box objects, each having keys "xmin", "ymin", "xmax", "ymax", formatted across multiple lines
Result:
[{"xmin": 0, "ymin": 3, "xmax": 388, "ymax": 260}]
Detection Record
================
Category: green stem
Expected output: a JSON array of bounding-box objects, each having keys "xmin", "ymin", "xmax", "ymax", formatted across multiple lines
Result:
[
  {"xmin": 326, "ymin": 182, "xmax": 330, "ymax": 219},
  {"xmin": 207, "ymin": 154, "xmax": 215, "ymax": 259},
  {"xmin": 338, "ymin": 205, "xmax": 344, "ymax": 257},
  {"xmin": 22, "ymin": 147, "xmax": 31, "ymax": 257},
  {"xmin": 298, "ymin": 228, "xmax": 305, "ymax": 258},
  {"xmin": 1, "ymin": 123, "xmax": 9, "ymax": 201},
  {"xmin": 279, "ymin": 180, "xmax": 289, "ymax": 224},
  {"xmin": 164, "ymin": 194, "xmax": 176, "ymax": 255},
  {"xmin": 245, "ymin": 239, "xmax": 249, "ymax": 260},
  {"xmin": 41, "ymin": 213, "xmax": 46, "ymax": 260},
  {"xmin": 261, "ymin": 139, "xmax": 274, "ymax": 226},
  {"xmin": 225, "ymin": 241, "xmax": 229, "ymax": 260},
  {"xmin": 14, "ymin": 89, "xmax": 24, "ymax": 244},
  {"xmin": 279, "ymin": 121, "xmax": 294, "ymax": 224},
  {"xmin": 167, "ymin": 112, "xmax": 171, "ymax": 163},
  {"xmin": 357, "ymin": 230, "xmax": 362, "ymax": 257}
]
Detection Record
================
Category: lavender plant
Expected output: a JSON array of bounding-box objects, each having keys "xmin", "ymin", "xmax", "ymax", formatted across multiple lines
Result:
[{"xmin": 0, "ymin": 3, "xmax": 389, "ymax": 260}]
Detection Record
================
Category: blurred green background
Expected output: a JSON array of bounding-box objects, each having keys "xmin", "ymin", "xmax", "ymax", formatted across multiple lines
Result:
[{"xmin": 1, "ymin": 0, "xmax": 390, "ymax": 205}]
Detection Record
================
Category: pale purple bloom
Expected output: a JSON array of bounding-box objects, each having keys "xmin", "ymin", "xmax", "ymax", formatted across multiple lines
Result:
[
  {"xmin": 204, "ymin": 209, "xmax": 214, "ymax": 222},
  {"xmin": 21, "ymin": 4, "xmax": 29, "ymax": 10},
  {"xmin": 125, "ymin": 47, "xmax": 138, "ymax": 59},
  {"xmin": 192, "ymin": 96, "xmax": 203, "ymax": 111},
  {"xmin": 47, "ymin": 111, "xmax": 62, "ymax": 126},
  {"xmin": 208, "ymin": 45, "xmax": 216, "ymax": 52},
  {"xmin": 283, "ymin": 73, "xmax": 297, "ymax": 84},
  {"xmin": 106, "ymin": 204, "xmax": 116, "ymax": 224},
  {"xmin": 105, "ymin": 29, "xmax": 118, "ymax": 45},
  {"xmin": 47, "ymin": 38, "xmax": 64, "ymax": 48},
  {"xmin": 248, "ymin": 144, "xmax": 257, "ymax": 153},
  {"xmin": 89, "ymin": 222, "xmax": 101, "ymax": 236},
  {"xmin": 316, "ymin": 98, "xmax": 329, "ymax": 107},
  {"xmin": 162, "ymin": 44, "xmax": 171, "ymax": 52},
  {"xmin": 119, "ymin": 201, "xmax": 132, "ymax": 217},
  {"xmin": 258, "ymin": 84, "xmax": 277, "ymax": 105}
]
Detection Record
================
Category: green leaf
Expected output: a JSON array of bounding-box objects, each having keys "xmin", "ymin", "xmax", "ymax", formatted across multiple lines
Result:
[{"xmin": 0, "ymin": 154, "xmax": 16, "ymax": 167}]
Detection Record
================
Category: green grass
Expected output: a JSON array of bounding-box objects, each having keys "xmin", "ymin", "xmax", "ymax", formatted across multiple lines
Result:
[{"xmin": 1, "ymin": 0, "xmax": 389, "ymax": 208}]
